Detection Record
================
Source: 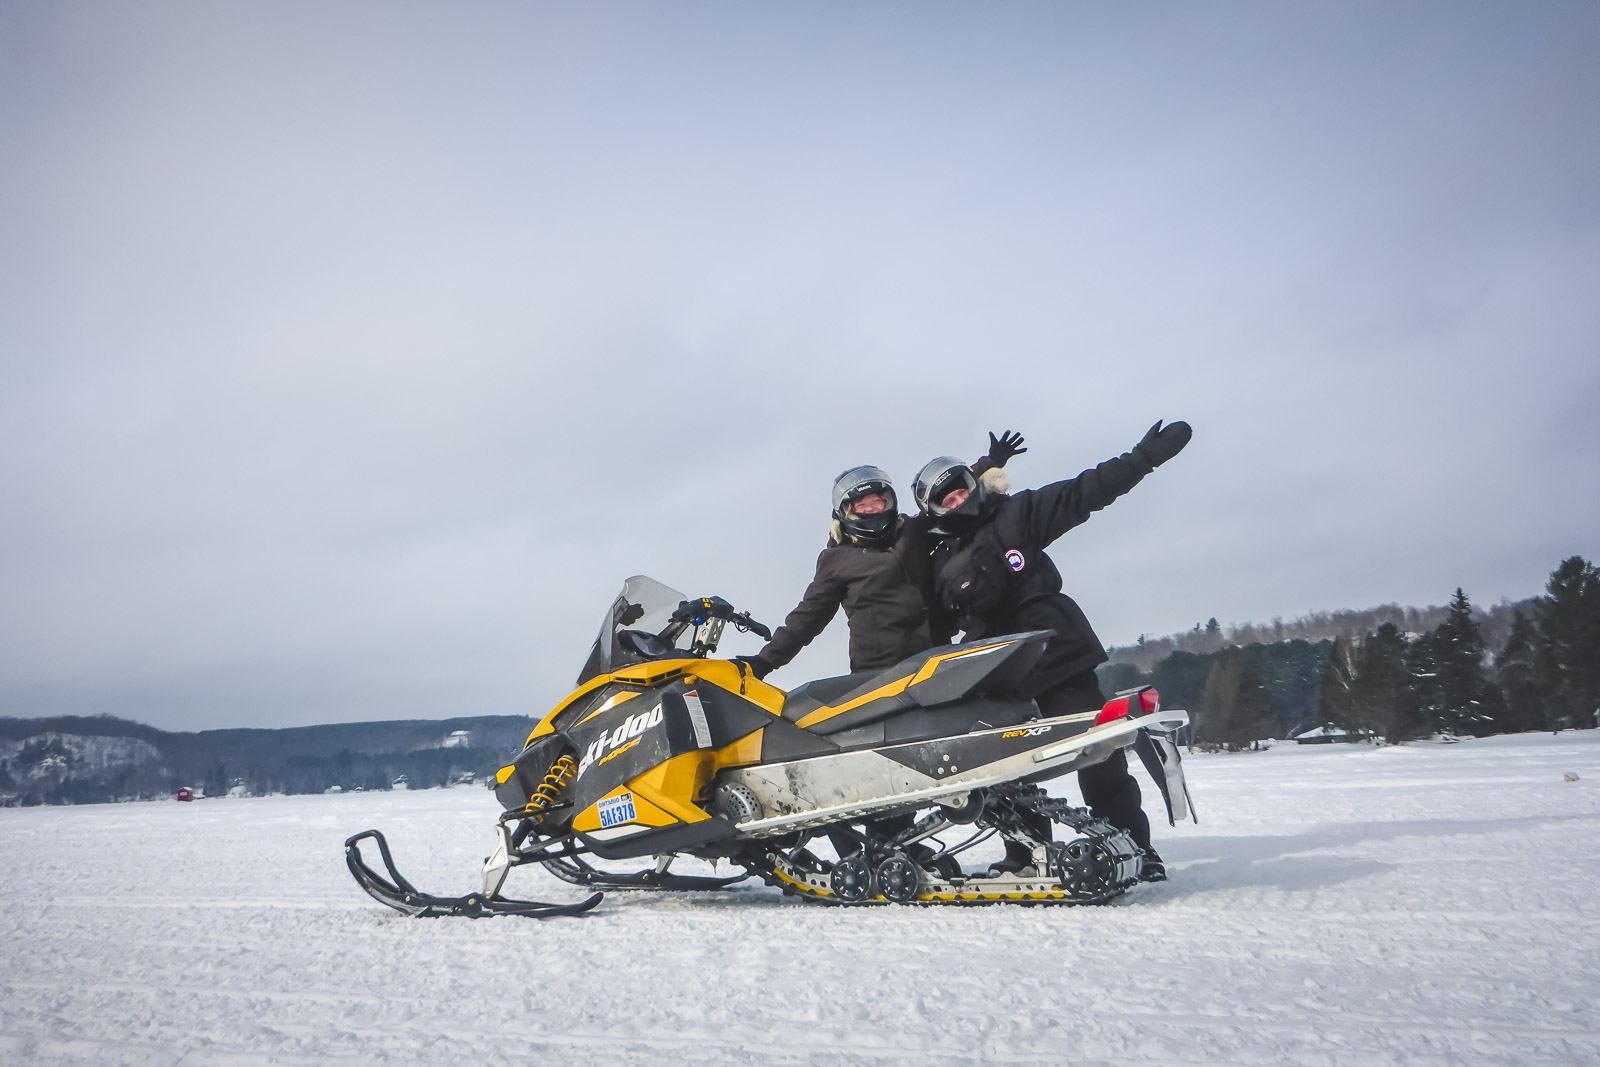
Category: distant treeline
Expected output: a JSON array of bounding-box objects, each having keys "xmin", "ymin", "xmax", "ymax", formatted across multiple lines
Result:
[
  {"xmin": 1107, "ymin": 598, "xmax": 1539, "ymax": 672},
  {"xmin": 0, "ymin": 715, "xmax": 537, "ymax": 806},
  {"xmin": 1098, "ymin": 556, "xmax": 1600, "ymax": 751}
]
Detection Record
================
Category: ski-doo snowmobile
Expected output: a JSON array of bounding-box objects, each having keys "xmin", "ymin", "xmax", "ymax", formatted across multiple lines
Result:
[{"xmin": 345, "ymin": 575, "xmax": 1194, "ymax": 916}]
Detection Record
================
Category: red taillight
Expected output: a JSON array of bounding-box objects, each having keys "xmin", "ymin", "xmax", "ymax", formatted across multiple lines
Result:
[
  {"xmin": 1095, "ymin": 687, "xmax": 1160, "ymax": 725},
  {"xmin": 1095, "ymin": 696, "xmax": 1131, "ymax": 725}
]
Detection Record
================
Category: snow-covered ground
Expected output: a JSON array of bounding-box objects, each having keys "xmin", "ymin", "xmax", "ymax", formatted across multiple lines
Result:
[{"xmin": 3, "ymin": 732, "xmax": 1598, "ymax": 1066}]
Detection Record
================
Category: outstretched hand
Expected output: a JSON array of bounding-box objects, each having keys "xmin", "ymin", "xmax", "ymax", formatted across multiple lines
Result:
[
  {"xmin": 1136, "ymin": 420, "xmax": 1192, "ymax": 467},
  {"xmin": 987, "ymin": 430, "xmax": 1027, "ymax": 467}
]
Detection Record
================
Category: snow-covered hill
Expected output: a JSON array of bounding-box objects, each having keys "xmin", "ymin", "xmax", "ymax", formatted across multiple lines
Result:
[{"xmin": 2, "ymin": 732, "xmax": 1597, "ymax": 1065}]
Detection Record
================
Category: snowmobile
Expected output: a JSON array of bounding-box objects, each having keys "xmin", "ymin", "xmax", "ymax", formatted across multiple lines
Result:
[{"xmin": 345, "ymin": 575, "xmax": 1194, "ymax": 917}]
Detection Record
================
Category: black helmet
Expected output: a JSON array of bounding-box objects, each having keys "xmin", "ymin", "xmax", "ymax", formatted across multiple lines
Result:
[
  {"xmin": 913, "ymin": 455, "xmax": 991, "ymax": 534},
  {"xmin": 912, "ymin": 456, "xmax": 980, "ymax": 516},
  {"xmin": 831, "ymin": 465, "xmax": 897, "ymax": 546}
]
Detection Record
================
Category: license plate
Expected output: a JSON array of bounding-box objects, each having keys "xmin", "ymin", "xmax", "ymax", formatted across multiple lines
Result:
[{"xmin": 597, "ymin": 792, "xmax": 638, "ymax": 828}]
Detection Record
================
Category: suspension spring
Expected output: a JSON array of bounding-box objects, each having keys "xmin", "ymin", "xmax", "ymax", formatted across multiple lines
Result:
[{"xmin": 524, "ymin": 755, "xmax": 576, "ymax": 823}]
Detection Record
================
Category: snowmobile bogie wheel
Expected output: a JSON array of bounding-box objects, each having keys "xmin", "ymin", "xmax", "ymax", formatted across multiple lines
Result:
[
  {"xmin": 874, "ymin": 855, "xmax": 922, "ymax": 903},
  {"xmin": 830, "ymin": 854, "xmax": 875, "ymax": 903},
  {"xmin": 1048, "ymin": 841, "xmax": 1094, "ymax": 894},
  {"xmin": 943, "ymin": 790, "xmax": 986, "ymax": 825}
]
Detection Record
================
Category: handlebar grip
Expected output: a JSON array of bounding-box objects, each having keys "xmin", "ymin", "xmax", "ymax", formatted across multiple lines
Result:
[{"xmin": 672, "ymin": 597, "xmax": 771, "ymax": 639}]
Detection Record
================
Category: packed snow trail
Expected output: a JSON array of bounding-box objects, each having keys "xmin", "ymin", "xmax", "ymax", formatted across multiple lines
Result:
[{"xmin": 2, "ymin": 731, "xmax": 1597, "ymax": 1065}]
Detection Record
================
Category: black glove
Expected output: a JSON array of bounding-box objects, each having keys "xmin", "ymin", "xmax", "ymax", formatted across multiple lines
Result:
[
  {"xmin": 733, "ymin": 654, "xmax": 774, "ymax": 680},
  {"xmin": 986, "ymin": 430, "xmax": 1027, "ymax": 467},
  {"xmin": 1135, "ymin": 420, "xmax": 1192, "ymax": 468}
]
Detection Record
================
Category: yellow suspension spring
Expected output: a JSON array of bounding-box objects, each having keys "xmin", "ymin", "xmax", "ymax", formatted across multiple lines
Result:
[{"xmin": 524, "ymin": 754, "xmax": 576, "ymax": 822}]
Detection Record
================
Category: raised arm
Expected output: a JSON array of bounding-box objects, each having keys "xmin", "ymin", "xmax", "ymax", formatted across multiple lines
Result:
[
  {"xmin": 1004, "ymin": 421, "xmax": 1189, "ymax": 547},
  {"xmin": 971, "ymin": 429, "xmax": 1027, "ymax": 479}
]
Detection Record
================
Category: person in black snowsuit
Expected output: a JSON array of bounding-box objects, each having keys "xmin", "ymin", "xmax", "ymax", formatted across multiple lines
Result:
[
  {"xmin": 736, "ymin": 431, "xmax": 1027, "ymax": 680},
  {"xmin": 735, "ymin": 432, "xmax": 1026, "ymax": 868},
  {"xmin": 917, "ymin": 420, "xmax": 1192, "ymax": 881}
]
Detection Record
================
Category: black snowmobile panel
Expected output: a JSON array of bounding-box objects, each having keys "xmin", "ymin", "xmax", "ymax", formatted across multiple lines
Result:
[
  {"xmin": 757, "ymin": 718, "xmax": 844, "ymax": 763},
  {"xmin": 877, "ymin": 711, "xmax": 1100, "ymax": 778},
  {"xmin": 818, "ymin": 720, "xmax": 886, "ymax": 748},
  {"xmin": 823, "ymin": 696, "xmax": 1042, "ymax": 748},
  {"xmin": 682, "ymin": 682, "xmax": 786, "ymax": 747},
  {"xmin": 566, "ymin": 683, "xmax": 728, "ymax": 814},
  {"xmin": 494, "ymin": 733, "xmax": 568, "ymax": 813}
]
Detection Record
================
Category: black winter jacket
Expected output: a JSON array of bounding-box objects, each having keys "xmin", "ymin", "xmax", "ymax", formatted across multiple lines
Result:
[
  {"xmin": 758, "ymin": 514, "xmax": 956, "ymax": 673},
  {"xmin": 930, "ymin": 448, "xmax": 1156, "ymax": 696}
]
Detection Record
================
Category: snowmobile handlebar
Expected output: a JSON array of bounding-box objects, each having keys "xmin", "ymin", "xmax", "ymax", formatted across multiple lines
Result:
[{"xmin": 670, "ymin": 597, "xmax": 773, "ymax": 640}]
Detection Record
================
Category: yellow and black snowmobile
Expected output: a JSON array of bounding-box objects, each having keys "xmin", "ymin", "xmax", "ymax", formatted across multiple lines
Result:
[{"xmin": 345, "ymin": 576, "xmax": 1193, "ymax": 917}]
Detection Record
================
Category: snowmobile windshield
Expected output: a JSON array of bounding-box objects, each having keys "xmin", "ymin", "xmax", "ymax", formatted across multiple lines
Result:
[{"xmin": 576, "ymin": 575, "xmax": 692, "ymax": 685}]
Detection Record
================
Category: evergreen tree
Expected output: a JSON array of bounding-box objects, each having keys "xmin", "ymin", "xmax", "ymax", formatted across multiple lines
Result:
[
  {"xmin": 1352, "ymin": 623, "xmax": 1420, "ymax": 742},
  {"xmin": 1233, "ymin": 654, "xmax": 1274, "ymax": 749},
  {"xmin": 1433, "ymin": 588, "xmax": 1489, "ymax": 734},
  {"xmin": 1148, "ymin": 650, "xmax": 1213, "ymax": 722},
  {"xmin": 1535, "ymin": 556, "xmax": 1600, "ymax": 729},
  {"xmin": 1407, "ymin": 630, "xmax": 1447, "ymax": 735},
  {"xmin": 1496, "ymin": 609, "xmax": 1545, "ymax": 732}
]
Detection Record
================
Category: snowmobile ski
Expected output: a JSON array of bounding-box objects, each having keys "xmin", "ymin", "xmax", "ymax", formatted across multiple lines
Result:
[{"xmin": 344, "ymin": 830, "xmax": 602, "ymax": 918}]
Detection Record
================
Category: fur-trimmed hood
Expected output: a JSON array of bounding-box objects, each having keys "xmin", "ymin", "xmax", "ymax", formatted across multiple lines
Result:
[{"xmin": 979, "ymin": 467, "xmax": 1011, "ymax": 496}]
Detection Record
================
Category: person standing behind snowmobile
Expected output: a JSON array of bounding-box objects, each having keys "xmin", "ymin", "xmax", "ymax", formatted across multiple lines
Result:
[
  {"xmin": 735, "ymin": 432, "xmax": 1027, "ymax": 681},
  {"xmin": 916, "ymin": 420, "xmax": 1192, "ymax": 881}
]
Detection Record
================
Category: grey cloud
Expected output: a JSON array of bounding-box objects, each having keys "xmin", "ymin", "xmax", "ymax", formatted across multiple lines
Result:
[{"xmin": 2, "ymin": 2, "xmax": 1596, "ymax": 730}]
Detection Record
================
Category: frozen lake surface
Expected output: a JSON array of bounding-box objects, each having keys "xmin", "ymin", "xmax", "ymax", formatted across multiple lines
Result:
[{"xmin": 3, "ymin": 731, "xmax": 1598, "ymax": 1065}]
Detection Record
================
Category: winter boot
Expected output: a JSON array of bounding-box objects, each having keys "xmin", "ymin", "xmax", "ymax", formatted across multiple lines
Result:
[{"xmin": 1139, "ymin": 848, "xmax": 1167, "ymax": 883}]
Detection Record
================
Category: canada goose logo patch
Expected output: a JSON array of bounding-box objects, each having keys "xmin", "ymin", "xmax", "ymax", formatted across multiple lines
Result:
[{"xmin": 1004, "ymin": 549, "xmax": 1026, "ymax": 572}]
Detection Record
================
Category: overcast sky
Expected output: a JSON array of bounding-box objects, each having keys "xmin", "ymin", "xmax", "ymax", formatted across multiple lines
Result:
[{"xmin": 3, "ymin": 2, "xmax": 1596, "ymax": 732}]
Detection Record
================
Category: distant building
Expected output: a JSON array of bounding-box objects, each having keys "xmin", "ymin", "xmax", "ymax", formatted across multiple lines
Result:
[
  {"xmin": 324, "ymin": 785, "xmax": 342, "ymax": 794},
  {"xmin": 176, "ymin": 787, "xmax": 195, "ymax": 802},
  {"xmin": 392, "ymin": 775, "xmax": 409, "ymax": 791},
  {"xmin": 1292, "ymin": 726, "xmax": 1354, "ymax": 745},
  {"xmin": 441, "ymin": 730, "xmax": 471, "ymax": 749}
]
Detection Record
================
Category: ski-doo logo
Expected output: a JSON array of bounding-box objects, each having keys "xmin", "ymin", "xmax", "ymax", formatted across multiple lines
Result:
[
  {"xmin": 596, "ymin": 791, "xmax": 638, "ymax": 828},
  {"xmin": 577, "ymin": 704, "xmax": 664, "ymax": 780},
  {"xmin": 1004, "ymin": 549, "xmax": 1026, "ymax": 572},
  {"xmin": 1002, "ymin": 725, "xmax": 1052, "ymax": 739}
]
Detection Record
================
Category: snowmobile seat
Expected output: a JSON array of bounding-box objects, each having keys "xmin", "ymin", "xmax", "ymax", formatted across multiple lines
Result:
[{"xmin": 779, "ymin": 669, "xmax": 880, "ymax": 724}]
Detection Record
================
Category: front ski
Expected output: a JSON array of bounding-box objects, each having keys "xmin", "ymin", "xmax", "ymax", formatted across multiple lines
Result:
[{"xmin": 345, "ymin": 830, "xmax": 603, "ymax": 918}]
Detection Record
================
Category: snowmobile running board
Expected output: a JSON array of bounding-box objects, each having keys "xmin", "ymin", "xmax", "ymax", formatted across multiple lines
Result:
[
  {"xmin": 541, "ymin": 851, "xmax": 751, "ymax": 892},
  {"xmin": 344, "ymin": 830, "xmax": 603, "ymax": 919}
]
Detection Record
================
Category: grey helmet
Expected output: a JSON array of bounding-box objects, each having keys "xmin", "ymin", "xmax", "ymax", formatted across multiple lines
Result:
[
  {"xmin": 831, "ymin": 465, "xmax": 897, "ymax": 546},
  {"xmin": 912, "ymin": 456, "xmax": 980, "ymax": 517}
]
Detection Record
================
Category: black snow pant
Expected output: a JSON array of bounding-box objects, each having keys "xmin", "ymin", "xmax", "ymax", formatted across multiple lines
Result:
[{"xmin": 1031, "ymin": 673, "xmax": 1154, "ymax": 854}]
